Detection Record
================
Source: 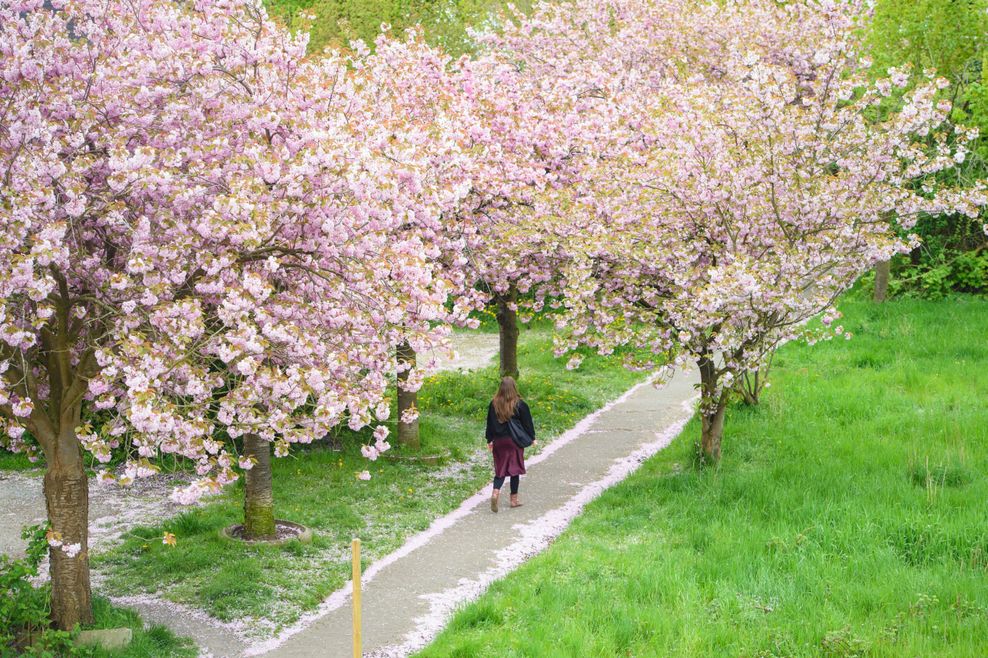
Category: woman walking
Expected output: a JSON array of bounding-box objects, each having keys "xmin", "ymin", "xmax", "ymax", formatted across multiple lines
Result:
[{"xmin": 486, "ymin": 376, "xmax": 536, "ymax": 513}]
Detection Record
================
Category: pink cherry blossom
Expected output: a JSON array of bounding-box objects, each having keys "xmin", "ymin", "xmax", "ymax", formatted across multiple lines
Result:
[
  {"xmin": 495, "ymin": 0, "xmax": 987, "ymax": 462},
  {"xmin": 0, "ymin": 0, "xmax": 468, "ymax": 627}
]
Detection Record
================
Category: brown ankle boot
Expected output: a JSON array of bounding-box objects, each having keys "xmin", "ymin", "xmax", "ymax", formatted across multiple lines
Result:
[
  {"xmin": 490, "ymin": 491, "xmax": 499, "ymax": 513},
  {"xmin": 510, "ymin": 494, "xmax": 522, "ymax": 508}
]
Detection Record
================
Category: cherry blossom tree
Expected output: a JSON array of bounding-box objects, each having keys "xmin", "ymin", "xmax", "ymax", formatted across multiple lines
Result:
[
  {"xmin": 343, "ymin": 31, "xmax": 483, "ymax": 448},
  {"xmin": 349, "ymin": 4, "xmax": 640, "ymax": 396},
  {"xmin": 340, "ymin": 26, "xmax": 589, "ymax": 447},
  {"xmin": 539, "ymin": 0, "xmax": 987, "ymax": 463},
  {"xmin": 465, "ymin": 0, "xmax": 709, "ymax": 380},
  {"xmin": 0, "ymin": 0, "xmax": 452, "ymax": 628},
  {"xmin": 407, "ymin": 30, "xmax": 599, "ymax": 382}
]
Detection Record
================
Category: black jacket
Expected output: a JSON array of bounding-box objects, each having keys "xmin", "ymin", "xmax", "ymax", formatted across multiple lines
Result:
[{"xmin": 486, "ymin": 400, "xmax": 535, "ymax": 443}]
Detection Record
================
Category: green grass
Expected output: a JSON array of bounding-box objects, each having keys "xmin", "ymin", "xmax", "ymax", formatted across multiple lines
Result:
[
  {"xmin": 6, "ymin": 597, "xmax": 194, "ymax": 657},
  {"xmin": 0, "ymin": 450, "xmax": 36, "ymax": 471},
  {"xmin": 419, "ymin": 298, "xmax": 988, "ymax": 657},
  {"xmin": 93, "ymin": 328, "xmax": 644, "ymax": 631},
  {"xmin": 86, "ymin": 597, "xmax": 197, "ymax": 658}
]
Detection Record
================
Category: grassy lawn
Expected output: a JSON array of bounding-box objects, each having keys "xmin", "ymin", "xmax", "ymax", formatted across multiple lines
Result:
[
  {"xmin": 86, "ymin": 597, "xmax": 197, "ymax": 658},
  {"xmin": 92, "ymin": 328, "xmax": 644, "ymax": 632},
  {"xmin": 0, "ymin": 449, "xmax": 37, "ymax": 471},
  {"xmin": 419, "ymin": 298, "xmax": 988, "ymax": 657}
]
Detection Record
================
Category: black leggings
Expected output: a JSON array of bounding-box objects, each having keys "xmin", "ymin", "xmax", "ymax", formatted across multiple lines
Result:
[{"xmin": 493, "ymin": 475, "xmax": 520, "ymax": 494}]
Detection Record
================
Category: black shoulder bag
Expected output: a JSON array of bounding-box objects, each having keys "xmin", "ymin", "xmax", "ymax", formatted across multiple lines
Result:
[{"xmin": 507, "ymin": 416, "xmax": 534, "ymax": 449}]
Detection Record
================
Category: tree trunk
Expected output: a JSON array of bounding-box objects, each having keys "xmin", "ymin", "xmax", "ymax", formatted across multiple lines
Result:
[
  {"xmin": 496, "ymin": 287, "xmax": 520, "ymax": 380},
  {"xmin": 397, "ymin": 341, "xmax": 420, "ymax": 449},
  {"xmin": 242, "ymin": 434, "xmax": 276, "ymax": 540},
  {"xmin": 700, "ymin": 400, "xmax": 727, "ymax": 464},
  {"xmin": 44, "ymin": 428, "xmax": 94, "ymax": 630},
  {"xmin": 698, "ymin": 356, "xmax": 727, "ymax": 465},
  {"xmin": 740, "ymin": 349, "xmax": 775, "ymax": 406},
  {"xmin": 873, "ymin": 259, "xmax": 890, "ymax": 303},
  {"xmin": 740, "ymin": 369, "xmax": 761, "ymax": 406}
]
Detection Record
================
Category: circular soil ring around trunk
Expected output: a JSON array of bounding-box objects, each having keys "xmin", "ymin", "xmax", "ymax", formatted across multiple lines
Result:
[{"xmin": 221, "ymin": 520, "xmax": 312, "ymax": 545}]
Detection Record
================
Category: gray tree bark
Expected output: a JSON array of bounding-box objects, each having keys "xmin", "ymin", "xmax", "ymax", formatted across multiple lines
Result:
[
  {"xmin": 397, "ymin": 341, "xmax": 420, "ymax": 449},
  {"xmin": 495, "ymin": 286, "xmax": 520, "ymax": 380},
  {"xmin": 698, "ymin": 356, "xmax": 727, "ymax": 464},
  {"xmin": 873, "ymin": 260, "xmax": 891, "ymax": 302},
  {"xmin": 44, "ymin": 426, "xmax": 94, "ymax": 630}
]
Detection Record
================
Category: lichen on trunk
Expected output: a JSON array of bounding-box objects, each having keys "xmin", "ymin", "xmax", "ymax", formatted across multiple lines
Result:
[{"xmin": 242, "ymin": 433, "xmax": 276, "ymax": 540}]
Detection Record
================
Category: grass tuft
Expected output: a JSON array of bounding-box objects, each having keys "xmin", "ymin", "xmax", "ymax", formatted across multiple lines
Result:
[{"xmin": 88, "ymin": 596, "xmax": 197, "ymax": 657}]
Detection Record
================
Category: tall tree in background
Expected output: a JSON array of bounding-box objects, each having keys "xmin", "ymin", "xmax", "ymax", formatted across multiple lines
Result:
[
  {"xmin": 352, "ymin": 23, "xmax": 594, "ymax": 400},
  {"xmin": 345, "ymin": 32, "xmax": 483, "ymax": 448}
]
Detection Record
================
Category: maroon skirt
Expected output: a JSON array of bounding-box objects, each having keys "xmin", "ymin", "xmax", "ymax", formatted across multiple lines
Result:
[{"xmin": 491, "ymin": 436, "xmax": 526, "ymax": 478}]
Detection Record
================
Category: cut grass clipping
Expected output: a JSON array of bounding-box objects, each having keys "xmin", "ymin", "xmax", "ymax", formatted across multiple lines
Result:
[
  {"xmin": 419, "ymin": 298, "xmax": 988, "ymax": 657},
  {"xmin": 93, "ymin": 328, "xmax": 644, "ymax": 631}
]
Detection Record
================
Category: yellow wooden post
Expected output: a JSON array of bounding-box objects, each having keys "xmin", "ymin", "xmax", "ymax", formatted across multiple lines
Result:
[{"xmin": 352, "ymin": 538, "xmax": 361, "ymax": 658}]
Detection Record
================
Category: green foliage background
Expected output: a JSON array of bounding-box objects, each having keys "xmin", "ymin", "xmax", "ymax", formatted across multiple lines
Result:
[
  {"xmin": 264, "ymin": 0, "xmax": 527, "ymax": 55},
  {"xmin": 868, "ymin": 0, "xmax": 988, "ymax": 297}
]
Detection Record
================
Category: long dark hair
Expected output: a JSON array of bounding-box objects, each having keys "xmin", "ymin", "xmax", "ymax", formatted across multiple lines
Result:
[{"xmin": 492, "ymin": 376, "xmax": 521, "ymax": 423}]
